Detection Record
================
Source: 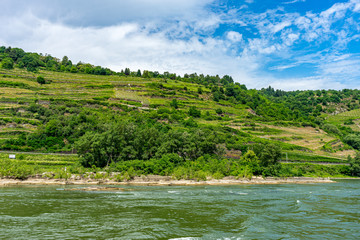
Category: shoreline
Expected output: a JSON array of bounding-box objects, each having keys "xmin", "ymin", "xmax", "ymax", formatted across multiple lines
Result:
[{"xmin": 0, "ymin": 176, "xmax": 338, "ymax": 186}]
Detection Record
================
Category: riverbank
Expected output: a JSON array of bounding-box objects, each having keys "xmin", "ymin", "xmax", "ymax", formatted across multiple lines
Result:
[{"xmin": 0, "ymin": 175, "xmax": 336, "ymax": 186}]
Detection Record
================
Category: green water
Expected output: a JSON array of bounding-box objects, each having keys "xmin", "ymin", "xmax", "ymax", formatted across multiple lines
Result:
[{"xmin": 0, "ymin": 180, "xmax": 359, "ymax": 240}]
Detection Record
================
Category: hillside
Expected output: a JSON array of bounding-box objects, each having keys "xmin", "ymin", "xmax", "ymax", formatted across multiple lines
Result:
[{"xmin": 0, "ymin": 46, "xmax": 360, "ymax": 179}]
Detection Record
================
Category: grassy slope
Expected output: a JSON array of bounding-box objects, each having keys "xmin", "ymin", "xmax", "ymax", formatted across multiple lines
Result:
[{"xmin": 0, "ymin": 68, "xmax": 357, "ymax": 176}]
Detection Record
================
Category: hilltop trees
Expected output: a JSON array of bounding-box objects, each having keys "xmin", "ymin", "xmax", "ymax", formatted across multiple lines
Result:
[
  {"xmin": 0, "ymin": 57, "xmax": 14, "ymax": 69},
  {"xmin": 0, "ymin": 46, "xmax": 245, "ymax": 88}
]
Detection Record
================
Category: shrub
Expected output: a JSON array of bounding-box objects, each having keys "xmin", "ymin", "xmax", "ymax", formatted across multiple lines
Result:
[
  {"xmin": 212, "ymin": 172, "xmax": 224, "ymax": 179},
  {"xmin": 322, "ymin": 124, "xmax": 341, "ymax": 136},
  {"xmin": 193, "ymin": 170, "xmax": 207, "ymax": 181},
  {"xmin": 344, "ymin": 134, "xmax": 360, "ymax": 150},
  {"xmin": 36, "ymin": 76, "xmax": 46, "ymax": 85},
  {"xmin": 215, "ymin": 108, "xmax": 223, "ymax": 115},
  {"xmin": 349, "ymin": 153, "xmax": 360, "ymax": 176},
  {"xmin": 170, "ymin": 99, "xmax": 179, "ymax": 109},
  {"xmin": 188, "ymin": 106, "xmax": 201, "ymax": 118}
]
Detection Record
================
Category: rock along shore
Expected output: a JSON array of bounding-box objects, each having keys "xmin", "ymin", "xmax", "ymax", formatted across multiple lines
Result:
[{"xmin": 0, "ymin": 175, "xmax": 335, "ymax": 186}]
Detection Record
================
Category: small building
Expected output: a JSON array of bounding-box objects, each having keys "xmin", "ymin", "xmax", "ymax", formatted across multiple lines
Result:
[{"xmin": 9, "ymin": 154, "xmax": 16, "ymax": 159}]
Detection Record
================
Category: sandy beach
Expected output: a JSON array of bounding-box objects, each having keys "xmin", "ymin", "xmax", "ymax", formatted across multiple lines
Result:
[{"xmin": 0, "ymin": 175, "xmax": 335, "ymax": 186}]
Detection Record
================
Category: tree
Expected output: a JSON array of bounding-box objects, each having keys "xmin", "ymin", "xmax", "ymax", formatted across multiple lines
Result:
[
  {"xmin": 349, "ymin": 153, "xmax": 360, "ymax": 176},
  {"xmin": 0, "ymin": 57, "xmax": 14, "ymax": 69},
  {"xmin": 124, "ymin": 68, "xmax": 130, "ymax": 76},
  {"xmin": 61, "ymin": 56, "xmax": 69, "ymax": 66},
  {"xmin": 70, "ymin": 66, "xmax": 78, "ymax": 73},
  {"xmin": 225, "ymin": 86, "xmax": 235, "ymax": 97},
  {"xmin": 75, "ymin": 123, "xmax": 138, "ymax": 167},
  {"xmin": 8, "ymin": 47, "xmax": 25, "ymax": 61},
  {"xmin": 22, "ymin": 53, "xmax": 44, "ymax": 72},
  {"xmin": 241, "ymin": 150, "xmax": 260, "ymax": 174},
  {"xmin": 213, "ymin": 91, "xmax": 220, "ymax": 102},
  {"xmin": 36, "ymin": 76, "xmax": 46, "ymax": 85},
  {"xmin": 242, "ymin": 150, "xmax": 259, "ymax": 164},
  {"xmin": 75, "ymin": 131, "xmax": 120, "ymax": 167},
  {"xmin": 253, "ymin": 143, "xmax": 281, "ymax": 167},
  {"xmin": 142, "ymin": 70, "xmax": 151, "ymax": 78},
  {"xmin": 344, "ymin": 134, "xmax": 360, "ymax": 150},
  {"xmin": 136, "ymin": 69, "xmax": 142, "ymax": 77}
]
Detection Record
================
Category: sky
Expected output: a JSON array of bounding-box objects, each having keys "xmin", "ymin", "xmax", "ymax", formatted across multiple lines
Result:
[{"xmin": 1, "ymin": 0, "xmax": 360, "ymax": 90}]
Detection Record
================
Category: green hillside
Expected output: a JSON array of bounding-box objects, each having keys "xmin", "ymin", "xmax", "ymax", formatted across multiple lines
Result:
[{"xmin": 1, "ymin": 46, "xmax": 360, "ymax": 179}]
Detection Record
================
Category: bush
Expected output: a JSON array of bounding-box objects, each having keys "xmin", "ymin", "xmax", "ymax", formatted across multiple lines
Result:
[
  {"xmin": 37, "ymin": 76, "xmax": 46, "ymax": 85},
  {"xmin": 188, "ymin": 106, "xmax": 201, "ymax": 118},
  {"xmin": 183, "ymin": 117, "xmax": 198, "ymax": 127},
  {"xmin": 344, "ymin": 134, "xmax": 360, "ymax": 150},
  {"xmin": 215, "ymin": 108, "xmax": 223, "ymax": 115},
  {"xmin": 349, "ymin": 153, "xmax": 360, "ymax": 176},
  {"xmin": 193, "ymin": 170, "xmax": 207, "ymax": 181},
  {"xmin": 170, "ymin": 99, "xmax": 179, "ymax": 109},
  {"xmin": 152, "ymin": 154, "xmax": 179, "ymax": 175},
  {"xmin": 322, "ymin": 124, "xmax": 342, "ymax": 136}
]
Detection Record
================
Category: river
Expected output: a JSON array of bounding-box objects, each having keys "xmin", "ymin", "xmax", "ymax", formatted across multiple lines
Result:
[{"xmin": 0, "ymin": 180, "xmax": 359, "ymax": 239}]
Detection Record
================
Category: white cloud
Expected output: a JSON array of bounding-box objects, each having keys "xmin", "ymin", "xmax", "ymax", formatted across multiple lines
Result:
[
  {"xmin": 270, "ymin": 77, "xmax": 345, "ymax": 90},
  {"xmin": 320, "ymin": 57, "xmax": 360, "ymax": 76},
  {"xmin": 354, "ymin": 2, "xmax": 360, "ymax": 12},
  {"xmin": 320, "ymin": 2, "xmax": 351, "ymax": 19},
  {"xmin": 1, "ymin": 0, "xmax": 215, "ymax": 26},
  {"xmin": 283, "ymin": 0, "xmax": 306, "ymax": 4},
  {"xmin": 269, "ymin": 63, "xmax": 297, "ymax": 71},
  {"xmin": 0, "ymin": 12, "xmax": 260, "ymax": 86},
  {"xmin": 284, "ymin": 33, "xmax": 299, "ymax": 45},
  {"xmin": 1, "ymin": 0, "xmax": 360, "ymax": 90},
  {"xmin": 272, "ymin": 21, "xmax": 292, "ymax": 33},
  {"xmin": 227, "ymin": 31, "xmax": 243, "ymax": 42}
]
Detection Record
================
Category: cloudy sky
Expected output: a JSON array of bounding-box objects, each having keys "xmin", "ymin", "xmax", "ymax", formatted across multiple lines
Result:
[{"xmin": 1, "ymin": 0, "xmax": 360, "ymax": 90}]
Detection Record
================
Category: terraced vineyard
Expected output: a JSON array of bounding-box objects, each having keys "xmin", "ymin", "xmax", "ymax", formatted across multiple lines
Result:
[
  {"xmin": 0, "ymin": 152, "xmax": 78, "ymax": 168},
  {"xmin": 0, "ymin": 68, "xmax": 249, "ymax": 149},
  {"xmin": 327, "ymin": 109, "xmax": 360, "ymax": 124},
  {"xmin": 0, "ymin": 55, "xmax": 359, "ymax": 178}
]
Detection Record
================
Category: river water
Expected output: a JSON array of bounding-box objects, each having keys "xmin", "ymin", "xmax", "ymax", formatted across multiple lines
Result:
[{"xmin": 0, "ymin": 180, "xmax": 359, "ymax": 239}]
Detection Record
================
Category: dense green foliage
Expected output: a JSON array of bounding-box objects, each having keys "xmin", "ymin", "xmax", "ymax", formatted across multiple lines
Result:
[
  {"xmin": 36, "ymin": 76, "xmax": 46, "ymax": 85},
  {"xmin": 349, "ymin": 153, "xmax": 360, "ymax": 176},
  {"xmin": 344, "ymin": 134, "xmax": 360, "ymax": 150},
  {"xmin": 75, "ymin": 122, "xmax": 217, "ymax": 167}
]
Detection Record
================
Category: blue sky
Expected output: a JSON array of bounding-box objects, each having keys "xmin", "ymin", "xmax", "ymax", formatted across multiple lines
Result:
[{"xmin": 1, "ymin": 0, "xmax": 360, "ymax": 90}]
